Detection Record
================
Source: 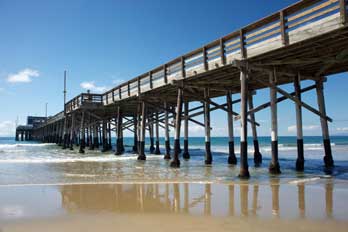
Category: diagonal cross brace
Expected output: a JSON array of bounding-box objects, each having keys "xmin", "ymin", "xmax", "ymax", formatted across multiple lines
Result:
[{"xmin": 256, "ymin": 79, "xmax": 332, "ymax": 122}]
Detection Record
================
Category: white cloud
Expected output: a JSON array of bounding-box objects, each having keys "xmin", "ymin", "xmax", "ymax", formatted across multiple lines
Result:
[
  {"xmin": 80, "ymin": 81, "xmax": 107, "ymax": 93},
  {"xmin": 6, "ymin": 68, "xmax": 39, "ymax": 83},
  {"xmin": 336, "ymin": 127, "xmax": 348, "ymax": 132},
  {"xmin": 288, "ymin": 124, "xmax": 319, "ymax": 133},
  {"xmin": 0, "ymin": 121, "xmax": 16, "ymax": 137},
  {"xmin": 112, "ymin": 79, "xmax": 125, "ymax": 85}
]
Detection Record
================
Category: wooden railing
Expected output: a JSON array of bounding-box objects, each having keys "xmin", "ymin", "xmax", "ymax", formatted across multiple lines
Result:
[
  {"xmin": 65, "ymin": 93, "xmax": 103, "ymax": 113},
  {"xmin": 102, "ymin": 0, "xmax": 347, "ymax": 105}
]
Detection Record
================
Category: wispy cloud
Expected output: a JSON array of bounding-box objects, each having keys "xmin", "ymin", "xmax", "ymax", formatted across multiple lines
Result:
[
  {"xmin": 0, "ymin": 120, "xmax": 16, "ymax": 137},
  {"xmin": 80, "ymin": 81, "xmax": 108, "ymax": 93},
  {"xmin": 336, "ymin": 127, "xmax": 348, "ymax": 132},
  {"xmin": 6, "ymin": 68, "xmax": 39, "ymax": 83},
  {"xmin": 288, "ymin": 125, "xmax": 319, "ymax": 133},
  {"xmin": 112, "ymin": 79, "xmax": 126, "ymax": 85}
]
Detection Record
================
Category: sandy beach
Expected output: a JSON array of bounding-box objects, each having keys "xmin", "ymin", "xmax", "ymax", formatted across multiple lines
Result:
[{"xmin": 1, "ymin": 181, "xmax": 348, "ymax": 232}]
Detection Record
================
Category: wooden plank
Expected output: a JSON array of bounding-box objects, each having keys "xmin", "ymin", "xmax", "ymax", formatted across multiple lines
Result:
[
  {"xmin": 246, "ymin": 28, "xmax": 281, "ymax": 45},
  {"xmin": 288, "ymin": 5, "xmax": 340, "ymax": 29},
  {"xmin": 246, "ymin": 21, "xmax": 280, "ymax": 39},
  {"xmin": 288, "ymin": 0, "xmax": 338, "ymax": 22}
]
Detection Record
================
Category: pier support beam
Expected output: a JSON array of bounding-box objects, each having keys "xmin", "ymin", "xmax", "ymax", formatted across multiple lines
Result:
[
  {"xmin": 93, "ymin": 122, "xmax": 99, "ymax": 149},
  {"xmin": 138, "ymin": 101, "xmax": 147, "ymax": 160},
  {"xmin": 227, "ymin": 91, "xmax": 237, "ymax": 164},
  {"xmin": 69, "ymin": 113, "xmax": 75, "ymax": 150},
  {"xmin": 316, "ymin": 78, "xmax": 334, "ymax": 168},
  {"xmin": 248, "ymin": 92, "xmax": 262, "ymax": 166},
  {"xmin": 170, "ymin": 88, "xmax": 183, "ymax": 168},
  {"xmin": 182, "ymin": 101, "xmax": 190, "ymax": 159},
  {"xmin": 164, "ymin": 102, "xmax": 171, "ymax": 159},
  {"xmin": 269, "ymin": 70, "xmax": 281, "ymax": 174},
  {"xmin": 133, "ymin": 116, "xmax": 138, "ymax": 153},
  {"xmin": 108, "ymin": 120, "xmax": 112, "ymax": 150},
  {"xmin": 239, "ymin": 68, "xmax": 250, "ymax": 178},
  {"xmin": 294, "ymin": 74, "xmax": 304, "ymax": 171},
  {"xmin": 101, "ymin": 120, "xmax": 108, "ymax": 152},
  {"xmin": 62, "ymin": 116, "xmax": 68, "ymax": 149},
  {"xmin": 116, "ymin": 107, "xmax": 124, "ymax": 155},
  {"xmin": 154, "ymin": 112, "xmax": 161, "ymax": 155},
  {"xmin": 204, "ymin": 88, "xmax": 212, "ymax": 165},
  {"xmin": 79, "ymin": 111, "xmax": 85, "ymax": 154},
  {"xmin": 149, "ymin": 115, "xmax": 155, "ymax": 154}
]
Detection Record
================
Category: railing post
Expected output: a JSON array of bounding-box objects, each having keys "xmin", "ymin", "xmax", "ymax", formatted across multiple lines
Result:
[
  {"xmin": 240, "ymin": 29, "xmax": 246, "ymax": 59},
  {"xmin": 220, "ymin": 38, "xmax": 226, "ymax": 66},
  {"xmin": 128, "ymin": 82, "xmax": 130, "ymax": 96},
  {"xmin": 181, "ymin": 56, "xmax": 186, "ymax": 79},
  {"xmin": 137, "ymin": 77, "xmax": 141, "ymax": 95},
  {"xmin": 203, "ymin": 47, "xmax": 208, "ymax": 71},
  {"xmin": 118, "ymin": 88, "xmax": 122, "ymax": 100},
  {"xmin": 280, "ymin": 10, "xmax": 289, "ymax": 46},
  {"xmin": 149, "ymin": 71, "xmax": 153, "ymax": 89},
  {"xmin": 340, "ymin": 0, "xmax": 347, "ymax": 25},
  {"xmin": 163, "ymin": 64, "xmax": 168, "ymax": 84}
]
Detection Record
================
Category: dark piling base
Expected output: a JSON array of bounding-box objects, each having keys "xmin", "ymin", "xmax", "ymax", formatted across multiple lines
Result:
[
  {"xmin": 115, "ymin": 139, "xmax": 123, "ymax": 155},
  {"xmin": 228, "ymin": 141, "xmax": 237, "ymax": 165},
  {"xmin": 182, "ymin": 139, "xmax": 190, "ymax": 159},
  {"xmin": 253, "ymin": 140, "xmax": 262, "ymax": 166},
  {"xmin": 137, "ymin": 141, "xmax": 146, "ymax": 160},
  {"xmin": 205, "ymin": 141, "xmax": 212, "ymax": 165},
  {"xmin": 269, "ymin": 162, "xmax": 281, "ymax": 174},
  {"xmin": 150, "ymin": 138, "xmax": 155, "ymax": 154},
  {"xmin": 164, "ymin": 140, "xmax": 171, "ymax": 159},
  {"xmin": 154, "ymin": 141, "xmax": 161, "ymax": 154},
  {"xmin": 296, "ymin": 139, "xmax": 304, "ymax": 171},
  {"xmin": 239, "ymin": 141, "xmax": 250, "ymax": 178},
  {"xmin": 323, "ymin": 139, "xmax": 334, "ymax": 168},
  {"xmin": 170, "ymin": 139, "xmax": 181, "ymax": 168}
]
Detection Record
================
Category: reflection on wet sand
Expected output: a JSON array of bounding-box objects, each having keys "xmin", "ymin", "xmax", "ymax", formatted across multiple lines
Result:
[{"xmin": 59, "ymin": 180, "xmax": 339, "ymax": 220}]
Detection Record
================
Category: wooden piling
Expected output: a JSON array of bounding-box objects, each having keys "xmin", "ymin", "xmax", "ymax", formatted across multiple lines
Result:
[
  {"xmin": 116, "ymin": 107, "xmax": 124, "ymax": 155},
  {"xmin": 138, "ymin": 101, "xmax": 147, "ymax": 160},
  {"xmin": 248, "ymin": 92, "xmax": 262, "ymax": 165},
  {"xmin": 227, "ymin": 91, "xmax": 237, "ymax": 164},
  {"xmin": 316, "ymin": 78, "xmax": 334, "ymax": 168},
  {"xmin": 108, "ymin": 120, "xmax": 112, "ymax": 150},
  {"xmin": 62, "ymin": 116, "xmax": 68, "ymax": 149},
  {"xmin": 79, "ymin": 111, "xmax": 85, "ymax": 154},
  {"xmin": 170, "ymin": 88, "xmax": 183, "ymax": 168},
  {"xmin": 182, "ymin": 101, "xmax": 190, "ymax": 159},
  {"xmin": 269, "ymin": 70, "xmax": 281, "ymax": 174},
  {"xmin": 294, "ymin": 74, "xmax": 304, "ymax": 171},
  {"xmin": 164, "ymin": 102, "xmax": 171, "ymax": 159},
  {"xmin": 69, "ymin": 113, "xmax": 75, "ymax": 150},
  {"xmin": 133, "ymin": 115, "xmax": 138, "ymax": 153},
  {"xmin": 101, "ymin": 119, "xmax": 108, "ymax": 152},
  {"xmin": 149, "ymin": 115, "xmax": 155, "ymax": 154},
  {"xmin": 93, "ymin": 122, "xmax": 99, "ymax": 149},
  {"xmin": 154, "ymin": 112, "xmax": 161, "ymax": 154},
  {"xmin": 204, "ymin": 88, "xmax": 212, "ymax": 165},
  {"xmin": 239, "ymin": 68, "xmax": 250, "ymax": 178}
]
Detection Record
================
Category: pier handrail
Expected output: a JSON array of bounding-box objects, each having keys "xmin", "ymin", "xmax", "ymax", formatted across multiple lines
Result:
[
  {"xmin": 102, "ymin": 0, "xmax": 347, "ymax": 105},
  {"xmin": 65, "ymin": 93, "xmax": 103, "ymax": 113}
]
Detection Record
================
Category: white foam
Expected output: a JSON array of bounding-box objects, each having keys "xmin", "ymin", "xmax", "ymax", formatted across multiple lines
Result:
[{"xmin": 288, "ymin": 177, "xmax": 321, "ymax": 184}]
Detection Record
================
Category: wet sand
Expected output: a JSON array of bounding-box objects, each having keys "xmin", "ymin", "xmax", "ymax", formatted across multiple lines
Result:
[{"xmin": 1, "ymin": 181, "xmax": 348, "ymax": 231}]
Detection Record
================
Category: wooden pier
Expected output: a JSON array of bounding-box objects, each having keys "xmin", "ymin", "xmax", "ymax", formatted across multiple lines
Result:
[{"xmin": 27, "ymin": 0, "xmax": 348, "ymax": 177}]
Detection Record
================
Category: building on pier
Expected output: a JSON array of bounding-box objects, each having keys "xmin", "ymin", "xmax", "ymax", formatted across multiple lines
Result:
[{"xmin": 15, "ymin": 116, "xmax": 47, "ymax": 141}]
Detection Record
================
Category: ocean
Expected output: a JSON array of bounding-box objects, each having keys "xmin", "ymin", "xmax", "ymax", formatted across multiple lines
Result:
[{"xmin": 0, "ymin": 136, "xmax": 348, "ymax": 186}]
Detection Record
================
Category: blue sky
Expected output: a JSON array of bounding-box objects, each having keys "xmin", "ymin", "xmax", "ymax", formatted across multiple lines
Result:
[{"xmin": 0, "ymin": 0, "xmax": 347, "ymax": 137}]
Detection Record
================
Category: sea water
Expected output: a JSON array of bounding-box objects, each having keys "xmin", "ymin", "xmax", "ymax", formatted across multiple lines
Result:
[{"xmin": 0, "ymin": 136, "xmax": 348, "ymax": 186}]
